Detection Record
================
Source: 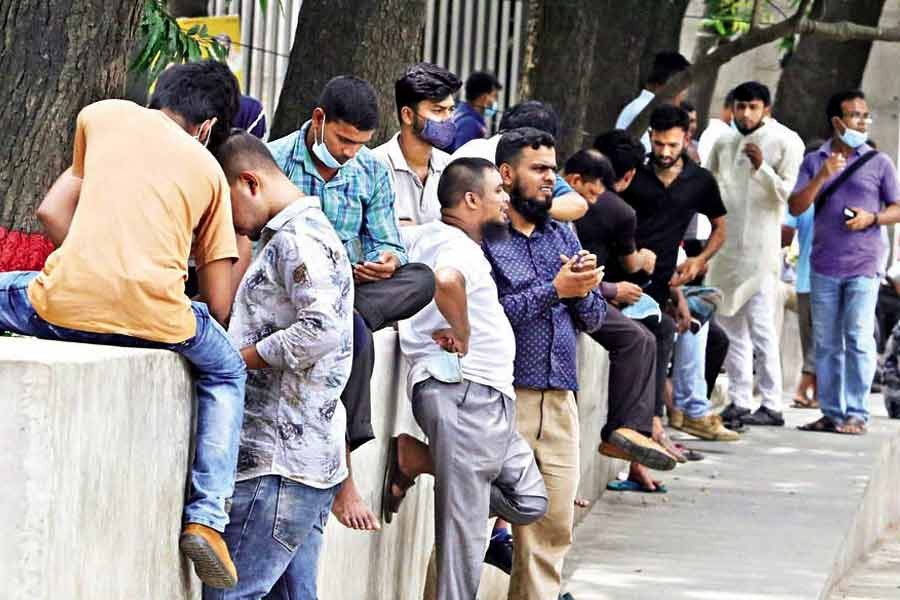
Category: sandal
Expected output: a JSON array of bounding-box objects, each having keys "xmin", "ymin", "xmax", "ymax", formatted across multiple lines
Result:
[
  {"xmin": 381, "ymin": 436, "xmax": 416, "ymax": 524},
  {"xmin": 797, "ymin": 416, "xmax": 838, "ymax": 433},
  {"xmin": 791, "ymin": 396, "xmax": 819, "ymax": 409},
  {"xmin": 606, "ymin": 479, "xmax": 668, "ymax": 494},
  {"xmin": 674, "ymin": 442, "xmax": 705, "ymax": 461},
  {"xmin": 836, "ymin": 417, "xmax": 867, "ymax": 435}
]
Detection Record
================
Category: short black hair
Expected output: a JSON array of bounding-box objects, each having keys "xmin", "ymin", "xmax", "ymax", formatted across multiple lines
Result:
[
  {"xmin": 649, "ymin": 104, "xmax": 691, "ymax": 133},
  {"xmin": 465, "ymin": 71, "xmax": 502, "ymax": 102},
  {"xmin": 499, "ymin": 101, "xmax": 560, "ymax": 139},
  {"xmin": 495, "ymin": 126, "xmax": 556, "ymax": 167},
  {"xmin": 318, "ymin": 75, "xmax": 379, "ymax": 131},
  {"xmin": 437, "ymin": 157, "xmax": 497, "ymax": 209},
  {"xmin": 724, "ymin": 88, "xmax": 736, "ymax": 107},
  {"xmin": 826, "ymin": 89, "xmax": 866, "ymax": 130},
  {"xmin": 395, "ymin": 62, "xmax": 462, "ymax": 121},
  {"xmin": 680, "ymin": 99, "xmax": 696, "ymax": 114},
  {"xmin": 213, "ymin": 129, "xmax": 281, "ymax": 183},
  {"xmin": 593, "ymin": 129, "xmax": 646, "ymax": 179},
  {"xmin": 646, "ymin": 51, "xmax": 690, "ymax": 87},
  {"xmin": 149, "ymin": 60, "xmax": 240, "ymax": 153},
  {"xmin": 731, "ymin": 81, "xmax": 771, "ymax": 106},
  {"xmin": 564, "ymin": 149, "xmax": 616, "ymax": 190}
]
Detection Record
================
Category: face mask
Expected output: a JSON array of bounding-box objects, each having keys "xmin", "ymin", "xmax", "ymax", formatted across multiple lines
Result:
[
  {"xmin": 484, "ymin": 103, "xmax": 498, "ymax": 119},
  {"xmin": 194, "ymin": 118, "xmax": 217, "ymax": 148},
  {"xmin": 312, "ymin": 116, "xmax": 343, "ymax": 169},
  {"xmin": 416, "ymin": 114, "xmax": 457, "ymax": 150},
  {"xmin": 840, "ymin": 125, "xmax": 868, "ymax": 149},
  {"xmin": 730, "ymin": 119, "xmax": 739, "ymax": 131}
]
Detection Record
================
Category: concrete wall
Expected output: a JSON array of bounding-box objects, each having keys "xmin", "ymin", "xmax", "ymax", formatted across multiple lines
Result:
[{"xmin": 0, "ymin": 331, "xmax": 621, "ymax": 600}]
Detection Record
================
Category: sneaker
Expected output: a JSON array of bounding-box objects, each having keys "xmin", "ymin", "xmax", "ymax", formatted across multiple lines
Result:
[
  {"xmin": 484, "ymin": 529, "xmax": 513, "ymax": 574},
  {"xmin": 179, "ymin": 523, "xmax": 238, "ymax": 589},
  {"xmin": 741, "ymin": 406, "xmax": 785, "ymax": 426},
  {"xmin": 600, "ymin": 428, "xmax": 677, "ymax": 471},
  {"xmin": 681, "ymin": 414, "xmax": 740, "ymax": 441},
  {"xmin": 669, "ymin": 408, "xmax": 684, "ymax": 429}
]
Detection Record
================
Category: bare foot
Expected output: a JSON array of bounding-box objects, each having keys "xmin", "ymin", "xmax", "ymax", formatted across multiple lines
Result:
[
  {"xmin": 332, "ymin": 476, "xmax": 380, "ymax": 531},
  {"xmin": 574, "ymin": 497, "xmax": 590, "ymax": 508},
  {"xmin": 628, "ymin": 462, "xmax": 661, "ymax": 492},
  {"xmin": 651, "ymin": 415, "xmax": 665, "ymax": 443}
]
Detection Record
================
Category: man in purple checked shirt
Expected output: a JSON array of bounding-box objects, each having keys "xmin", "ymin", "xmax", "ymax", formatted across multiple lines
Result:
[{"xmin": 790, "ymin": 90, "xmax": 900, "ymax": 435}]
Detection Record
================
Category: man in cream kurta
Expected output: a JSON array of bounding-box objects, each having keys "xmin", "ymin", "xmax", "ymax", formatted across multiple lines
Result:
[{"xmin": 706, "ymin": 82, "xmax": 805, "ymax": 425}]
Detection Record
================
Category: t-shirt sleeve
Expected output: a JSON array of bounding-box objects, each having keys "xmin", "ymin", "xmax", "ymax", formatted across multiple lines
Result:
[
  {"xmin": 878, "ymin": 156, "xmax": 900, "ymax": 206},
  {"xmin": 433, "ymin": 243, "xmax": 477, "ymax": 284},
  {"xmin": 71, "ymin": 107, "xmax": 89, "ymax": 177},
  {"xmin": 193, "ymin": 169, "xmax": 239, "ymax": 268},
  {"xmin": 614, "ymin": 204, "xmax": 638, "ymax": 256},
  {"xmin": 552, "ymin": 174, "xmax": 574, "ymax": 197},
  {"xmin": 700, "ymin": 176, "xmax": 727, "ymax": 219},
  {"xmin": 792, "ymin": 154, "xmax": 816, "ymax": 194}
]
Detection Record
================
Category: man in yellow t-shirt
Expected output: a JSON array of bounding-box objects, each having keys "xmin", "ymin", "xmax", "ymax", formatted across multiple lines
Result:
[{"xmin": 0, "ymin": 61, "xmax": 245, "ymax": 590}]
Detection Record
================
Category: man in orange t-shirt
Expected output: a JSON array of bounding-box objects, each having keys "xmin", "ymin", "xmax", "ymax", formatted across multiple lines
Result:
[{"xmin": 0, "ymin": 61, "xmax": 245, "ymax": 590}]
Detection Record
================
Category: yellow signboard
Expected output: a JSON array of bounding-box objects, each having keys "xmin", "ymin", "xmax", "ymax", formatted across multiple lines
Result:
[{"xmin": 177, "ymin": 15, "xmax": 244, "ymax": 91}]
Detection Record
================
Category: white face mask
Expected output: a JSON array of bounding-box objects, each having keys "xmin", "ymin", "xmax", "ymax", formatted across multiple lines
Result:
[{"xmin": 194, "ymin": 118, "xmax": 218, "ymax": 148}]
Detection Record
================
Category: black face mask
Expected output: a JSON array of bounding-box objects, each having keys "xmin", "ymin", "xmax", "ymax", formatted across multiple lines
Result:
[{"xmin": 509, "ymin": 181, "xmax": 552, "ymax": 227}]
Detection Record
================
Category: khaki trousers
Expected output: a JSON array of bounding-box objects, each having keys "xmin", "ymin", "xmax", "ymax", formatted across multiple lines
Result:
[{"xmin": 508, "ymin": 388, "xmax": 580, "ymax": 600}]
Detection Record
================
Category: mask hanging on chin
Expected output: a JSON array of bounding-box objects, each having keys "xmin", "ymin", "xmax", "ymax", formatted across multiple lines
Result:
[
  {"xmin": 312, "ymin": 116, "xmax": 344, "ymax": 169},
  {"xmin": 839, "ymin": 124, "xmax": 869, "ymax": 149}
]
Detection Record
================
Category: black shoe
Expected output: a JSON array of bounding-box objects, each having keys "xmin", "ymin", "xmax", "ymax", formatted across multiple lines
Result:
[
  {"xmin": 484, "ymin": 530, "xmax": 513, "ymax": 574},
  {"xmin": 742, "ymin": 406, "xmax": 785, "ymax": 426},
  {"xmin": 720, "ymin": 403, "xmax": 750, "ymax": 422},
  {"xmin": 560, "ymin": 594, "xmax": 576, "ymax": 600}
]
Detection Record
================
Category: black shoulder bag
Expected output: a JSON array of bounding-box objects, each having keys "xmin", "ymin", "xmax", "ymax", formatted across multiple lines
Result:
[{"xmin": 814, "ymin": 150, "xmax": 879, "ymax": 213}]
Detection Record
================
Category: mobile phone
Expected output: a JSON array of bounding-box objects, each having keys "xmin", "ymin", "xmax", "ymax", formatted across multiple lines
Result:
[{"xmin": 843, "ymin": 207, "xmax": 857, "ymax": 222}]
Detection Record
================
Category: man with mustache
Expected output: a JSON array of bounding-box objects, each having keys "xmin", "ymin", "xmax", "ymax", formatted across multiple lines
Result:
[{"xmin": 482, "ymin": 127, "xmax": 608, "ymax": 600}]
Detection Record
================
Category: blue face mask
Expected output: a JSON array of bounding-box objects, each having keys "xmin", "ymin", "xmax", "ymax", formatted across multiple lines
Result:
[
  {"xmin": 312, "ymin": 116, "xmax": 343, "ymax": 169},
  {"xmin": 840, "ymin": 125, "xmax": 868, "ymax": 149},
  {"xmin": 417, "ymin": 115, "xmax": 456, "ymax": 150},
  {"xmin": 484, "ymin": 103, "xmax": 498, "ymax": 119}
]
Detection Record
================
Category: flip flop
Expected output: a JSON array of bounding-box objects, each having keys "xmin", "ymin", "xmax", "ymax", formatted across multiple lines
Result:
[
  {"xmin": 797, "ymin": 416, "xmax": 838, "ymax": 433},
  {"xmin": 606, "ymin": 479, "xmax": 668, "ymax": 494},
  {"xmin": 674, "ymin": 443, "xmax": 705, "ymax": 461},
  {"xmin": 791, "ymin": 396, "xmax": 819, "ymax": 409},
  {"xmin": 381, "ymin": 436, "xmax": 416, "ymax": 525}
]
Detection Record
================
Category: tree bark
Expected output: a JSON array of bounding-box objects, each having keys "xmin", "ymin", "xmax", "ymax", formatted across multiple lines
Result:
[
  {"xmin": 773, "ymin": 0, "xmax": 887, "ymax": 142},
  {"xmin": 169, "ymin": 0, "xmax": 208, "ymax": 17},
  {"xmin": 580, "ymin": 0, "xmax": 690, "ymax": 145},
  {"xmin": 270, "ymin": 0, "xmax": 425, "ymax": 145},
  {"xmin": 0, "ymin": 0, "xmax": 144, "ymax": 270}
]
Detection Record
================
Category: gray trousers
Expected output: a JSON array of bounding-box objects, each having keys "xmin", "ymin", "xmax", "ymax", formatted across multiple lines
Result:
[
  {"xmin": 412, "ymin": 378, "xmax": 548, "ymax": 600},
  {"xmin": 797, "ymin": 292, "xmax": 815, "ymax": 375}
]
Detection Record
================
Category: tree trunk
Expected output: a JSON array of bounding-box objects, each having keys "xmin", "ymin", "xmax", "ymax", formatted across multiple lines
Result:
[
  {"xmin": 773, "ymin": 0, "xmax": 887, "ymax": 142},
  {"xmin": 169, "ymin": 0, "xmax": 208, "ymax": 17},
  {"xmin": 0, "ymin": 0, "xmax": 144, "ymax": 270},
  {"xmin": 270, "ymin": 0, "xmax": 425, "ymax": 145},
  {"xmin": 517, "ymin": 0, "xmax": 608, "ymax": 159},
  {"xmin": 581, "ymin": 0, "xmax": 690, "ymax": 144},
  {"xmin": 688, "ymin": 30, "xmax": 719, "ymax": 128}
]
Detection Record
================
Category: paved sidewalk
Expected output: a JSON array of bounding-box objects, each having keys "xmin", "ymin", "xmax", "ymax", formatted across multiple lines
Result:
[
  {"xmin": 562, "ymin": 399, "xmax": 900, "ymax": 600},
  {"xmin": 828, "ymin": 527, "xmax": 900, "ymax": 600}
]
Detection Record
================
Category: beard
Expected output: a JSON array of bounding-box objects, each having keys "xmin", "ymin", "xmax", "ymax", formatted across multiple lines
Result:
[
  {"xmin": 509, "ymin": 182, "xmax": 552, "ymax": 227},
  {"xmin": 480, "ymin": 219, "xmax": 510, "ymax": 243},
  {"xmin": 651, "ymin": 154, "xmax": 677, "ymax": 170},
  {"xmin": 735, "ymin": 120, "xmax": 764, "ymax": 135}
]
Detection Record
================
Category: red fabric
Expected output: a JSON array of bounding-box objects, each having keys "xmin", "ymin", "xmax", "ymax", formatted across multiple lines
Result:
[{"xmin": 0, "ymin": 227, "xmax": 54, "ymax": 271}]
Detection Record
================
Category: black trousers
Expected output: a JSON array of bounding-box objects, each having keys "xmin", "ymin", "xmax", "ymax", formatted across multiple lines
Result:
[
  {"xmin": 638, "ymin": 312, "xmax": 677, "ymax": 417},
  {"xmin": 877, "ymin": 285, "xmax": 900, "ymax": 354},
  {"xmin": 705, "ymin": 318, "xmax": 729, "ymax": 399},
  {"xmin": 342, "ymin": 263, "xmax": 435, "ymax": 450},
  {"xmin": 588, "ymin": 305, "xmax": 657, "ymax": 441}
]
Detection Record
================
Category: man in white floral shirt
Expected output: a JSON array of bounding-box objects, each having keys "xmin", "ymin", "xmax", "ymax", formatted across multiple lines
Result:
[{"xmin": 206, "ymin": 131, "xmax": 354, "ymax": 599}]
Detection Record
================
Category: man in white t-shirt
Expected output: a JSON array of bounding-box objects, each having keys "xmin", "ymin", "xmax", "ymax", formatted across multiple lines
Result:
[{"xmin": 382, "ymin": 157, "xmax": 548, "ymax": 600}]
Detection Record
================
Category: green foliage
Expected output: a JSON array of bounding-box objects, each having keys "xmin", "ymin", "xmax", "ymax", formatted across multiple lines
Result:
[
  {"xmin": 131, "ymin": 0, "xmax": 228, "ymax": 81},
  {"xmin": 702, "ymin": 1, "xmax": 801, "ymax": 60}
]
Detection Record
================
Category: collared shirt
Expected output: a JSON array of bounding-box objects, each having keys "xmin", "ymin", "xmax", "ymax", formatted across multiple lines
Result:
[
  {"xmin": 450, "ymin": 101, "xmax": 487, "ymax": 152},
  {"xmin": 784, "ymin": 204, "xmax": 814, "ymax": 293},
  {"xmin": 372, "ymin": 132, "xmax": 450, "ymax": 225},
  {"xmin": 449, "ymin": 134, "xmax": 575, "ymax": 197},
  {"xmin": 705, "ymin": 119, "xmax": 805, "ymax": 315},
  {"xmin": 794, "ymin": 139, "xmax": 899, "ymax": 278},
  {"xmin": 267, "ymin": 121, "xmax": 407, "ymax": 265},
  {"xmin": 616, "ymin": 155, "xmax": 727, "ymax": 305},
  {"xmin": 228, "ymin": 197, "xmax": 354, "ymax": 489},
  {"xmin": 399, "ymin": 221, "xmax": 516, "ymax": 399},
  {"xmin": 615, "ymin": 89, "xmax": 654, "ymax": 152},
  {"xmin": 483, "ymin": 220, "xmax": 607, "ymax": 391}
]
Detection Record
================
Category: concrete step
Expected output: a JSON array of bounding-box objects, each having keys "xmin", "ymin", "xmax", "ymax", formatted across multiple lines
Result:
[
  {"xmin": 829, "ymin": 527, "xmax": 900, "ymax": 600},
  {"xmin": 562, "ymin": 398, "xmax": 900, "ymax": 600}
]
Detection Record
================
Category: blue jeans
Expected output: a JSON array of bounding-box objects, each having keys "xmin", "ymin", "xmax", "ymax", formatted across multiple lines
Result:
[
  {"xmin": 810, "ymin": 271, "xmax": 879, "ymax": 423},
  {"xmin": 202, "ymin": 475, "xmax": 338, "ymax": 600},
  {"xmin": 672, "ymin": 322, "xmax": 710, "ymax": 419},
  {"xmin": 0, "ymin": 271, "xmax": 245, "ymax": 531}
]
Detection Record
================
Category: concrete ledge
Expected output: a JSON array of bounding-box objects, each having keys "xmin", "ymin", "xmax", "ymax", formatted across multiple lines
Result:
[{"xmin": 1, "ymin": 331, "xmax": 618, "ymax": 599}]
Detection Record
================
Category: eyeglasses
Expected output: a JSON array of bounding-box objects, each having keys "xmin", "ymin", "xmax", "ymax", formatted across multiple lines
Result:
[{"xmin": 843, "ymin": 112, "xmax": 873, "ymax": 124}]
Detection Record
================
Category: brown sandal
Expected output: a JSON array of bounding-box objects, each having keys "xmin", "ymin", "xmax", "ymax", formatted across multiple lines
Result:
[
  {"xmin": 381, "ymin": 436, "xmax": 416, "ymax": 524},
  {"xmin": 791, "ymin": 396, "xmax": 819, "ymax": 409},
  {"xmin": 797, "ymin": 416, "xmax": 838, "ymax": 432}
]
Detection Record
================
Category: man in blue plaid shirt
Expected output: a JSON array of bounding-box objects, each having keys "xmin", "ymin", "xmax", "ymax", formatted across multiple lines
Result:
[{"xmin": 269, "ymin": 76, "xmax": 435, "ymax": 532}]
